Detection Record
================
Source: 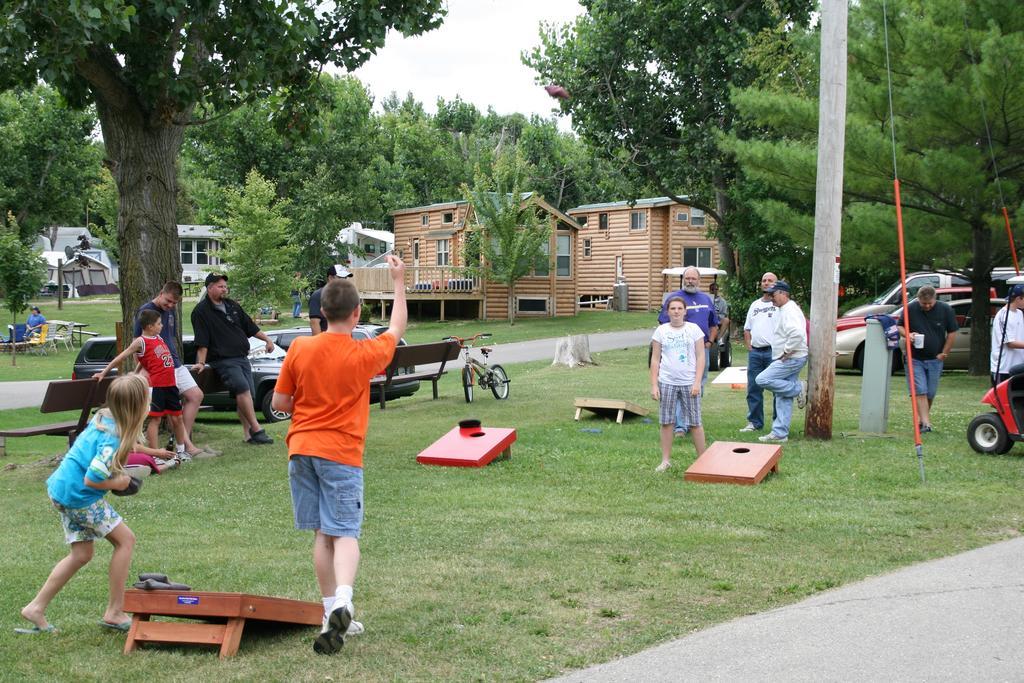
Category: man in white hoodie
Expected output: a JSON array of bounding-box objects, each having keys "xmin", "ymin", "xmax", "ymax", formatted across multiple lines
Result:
[{"xmin": 754, "ymin": 281, "xmax": 808, "ymax": 443}]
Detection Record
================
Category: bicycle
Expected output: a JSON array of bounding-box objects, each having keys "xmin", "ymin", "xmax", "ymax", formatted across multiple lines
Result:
[{"xmin": 442, "ymin": 333, "xmax": 510, "ymax": 403}]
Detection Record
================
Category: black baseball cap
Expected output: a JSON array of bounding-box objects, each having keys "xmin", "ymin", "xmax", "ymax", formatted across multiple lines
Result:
[
  {"xmin": 767, "ymin": 280, "xmax": 791, "ymax": 293},
  {"xmin": 204, "ymin": 273, "xmax": 228, "ymax": 286}
]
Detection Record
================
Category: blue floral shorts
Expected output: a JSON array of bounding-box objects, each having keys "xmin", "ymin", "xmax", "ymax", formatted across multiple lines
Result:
[{"xmin": 53, "ymin": 498, "xmax": 122, "ymax": 544}]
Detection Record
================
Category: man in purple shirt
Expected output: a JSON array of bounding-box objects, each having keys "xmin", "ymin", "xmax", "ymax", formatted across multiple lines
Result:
[{"xmin": 658, "ymin": 266, "xmax": 719, "ymax": 432}]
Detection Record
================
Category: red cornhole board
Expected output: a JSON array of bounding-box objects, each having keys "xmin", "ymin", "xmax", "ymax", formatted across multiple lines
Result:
[
  {"xmin": 684, "ymin": 441, "xmax": 781, "ymax": 485},
  {"xmin": 416, "ymin": 426, "xmax": 516, "ymax": 467},
  {"xmin": 123, "ymin": 590, "xmax": 320, "ymax": 658}
]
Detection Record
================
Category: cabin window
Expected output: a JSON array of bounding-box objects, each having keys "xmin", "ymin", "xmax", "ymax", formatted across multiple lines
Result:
[
  {"xmin": 675, "ymin": 210, "xmax": 688, "ymax": 222},
  {"xmin": 412, "ymin": 240, "xmax": 420, "ymax": 261},
  {"xmin": 583, "ymin": 238, "xmax": 592, "ymax": 258},
  {"xmin": 690, "ymin": 208, "xmax": 706, "ymax": 227},
  {"xmin": 436, "ymin": 239, "xmax": 450, "ymax": 266},
  {"xmin": 380, "ymin": 241, "xmax": 389, "ymax": 253},
  {"xmin": 180, "ymin": 239, "xmax": 209, "ymax": 265},
  {"xmin": 366, "ymin": 243, "xmax": 376, "ymax": 254},
  {"xmin": 577, "ymin": 215, "xmax": 588, "ymax": 227},
  {"xmin": 517, "ymin": 297, "xmax": 548, "ymax": 314},
  {"xmin": 556, "ymin": 234, "xmax": 572, "ymax": 276},
  {"xmin": 442, "ymin": 212, "xmax": 454, "ymax": 224},
  {"xmin": 421, "ymin": 214, "xmax": 429, "ymax": 226},
  {"xmin": 533, "ymin": 243, "xmax": 550, "ymax": 276},
  {"xmin": 683, "ymin": 247, "xmax": 712, "ymax": 269},
  {"xmin": 598, "ymin": 213, "xmax": 609, "ymax": 230},
  {"xmin": 630, "ymin": 211, "xmax": 646, "ymax": 230}
]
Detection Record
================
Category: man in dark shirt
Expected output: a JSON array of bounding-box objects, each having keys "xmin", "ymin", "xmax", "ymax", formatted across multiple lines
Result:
[
  {"xmin": 190, "ymin": 273, "xmax": 276, "ymax": 445},
  {"xmin": 135, "ymin": 281, "xmax": 212, "ymax": 458},
  {"xmin": 308, "ymin": 265, "xmax": 353, "ymax": 335},
  {"xmin": 897, "ymin": 285, "xmax": 958, "ymax": 433}
]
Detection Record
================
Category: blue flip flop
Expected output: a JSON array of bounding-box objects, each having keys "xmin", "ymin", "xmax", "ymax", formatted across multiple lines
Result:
[
  {"xmin": 14, "ymin": 624, "xmax": 56, "ymax": 635},
  {"xmin": 99, "ymin": 620, "xmax": 132, "ymax": 632}
]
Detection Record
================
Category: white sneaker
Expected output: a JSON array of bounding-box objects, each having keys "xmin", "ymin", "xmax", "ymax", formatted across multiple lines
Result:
[
  {"xmin": 739, "ymin": 423, "xmax": 759, "ymax": 433},
  {"xmin": 655, "ymin": 461, "xmax": 671, "ymax": 473},
  {"xmin": 314, "ymin": 600, "xmax": 353, "ymax": 655},
  {"xmin": 796, "ymin": 380, "xmax": 808, "ymax": 409},
  {"xmin": 758, "ymin": 433, "xmax": 788, "ymax": 443},
  {"xmin": 177, "ymin": 452, "xmax": 193, "ymax": 464}
]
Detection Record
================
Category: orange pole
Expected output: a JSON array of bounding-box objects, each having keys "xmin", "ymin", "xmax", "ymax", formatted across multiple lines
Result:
[
  {"xmin": 1002, "ymin": 207, "xmax": 1020, "ymax": 275},
  {"xmin": 894, "ymin": 179, "xmax": 922, "ymax": 450}
]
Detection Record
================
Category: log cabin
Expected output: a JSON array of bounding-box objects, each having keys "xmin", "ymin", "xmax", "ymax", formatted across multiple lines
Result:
[{"xmin": 567, "ymin": 197, "xmax": 720, "ymax": 311}]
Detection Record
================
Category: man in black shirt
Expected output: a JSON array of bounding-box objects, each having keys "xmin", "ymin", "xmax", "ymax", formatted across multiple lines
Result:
[
  {"xmin": 897, "ymin": 285, "xmax": 958, "ymax": 433},
  {"xmin": 308, "ymin": 265, "xmax": 353, "ymax": 335},
  {"xmin": 191, "ymin": 273, "xmax": 276, "ymax": 445}
]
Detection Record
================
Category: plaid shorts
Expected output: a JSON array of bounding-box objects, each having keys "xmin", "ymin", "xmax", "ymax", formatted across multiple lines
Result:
[
  {"xmin": 658, "ymin": 382, "xmax": 702, "ymax": 427},
  {"xmin": 53, "ymin": 498, "xmax": 122, "ymax": 544}
]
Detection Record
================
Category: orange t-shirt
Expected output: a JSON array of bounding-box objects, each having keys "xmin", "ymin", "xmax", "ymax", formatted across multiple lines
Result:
[{"xmin": 275, "ymin": 331, "xmax": 397, "ymax": 467}]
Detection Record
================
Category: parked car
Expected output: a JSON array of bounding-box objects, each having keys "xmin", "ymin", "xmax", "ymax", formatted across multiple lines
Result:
[
  {"xmin": 72, "ymin": 327, "xmax": 419, "ymax": 422},
  {"xmin": 835, "ymin": 298, "xmax": 1002, "ymax": 372},
  {"xmin": 835, "ymin": 286, "xmax": 991, "ymax": 335},
  {"xmin": 843, "ymin": 270, "xmax": 1016, "ymax": 318}
]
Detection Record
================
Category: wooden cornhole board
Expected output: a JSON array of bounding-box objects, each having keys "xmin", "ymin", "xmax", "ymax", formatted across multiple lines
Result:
[
  {"xmin": 416, "ymin": 426, "xmax": 516, "ymax": 467},
  {"xmin": 123, "ymin": 590, "xmax": 320, "ymax": 658},
  {"xmin": 684, "ymin": 441, "xmax": 782, "ymax": 485},
  {"xmin": 574, "ymin": 398, "xmax": 649, "ymax": 424}
]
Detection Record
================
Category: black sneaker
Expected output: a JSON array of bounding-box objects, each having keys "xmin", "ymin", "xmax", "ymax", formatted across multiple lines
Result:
[
  {"xmin": 313, "ymin": 602, "xmax": 352, "ymax": 655},
  {"xmin": 247, "ymin": 429, "xmax": 274, "ymax": 445}
]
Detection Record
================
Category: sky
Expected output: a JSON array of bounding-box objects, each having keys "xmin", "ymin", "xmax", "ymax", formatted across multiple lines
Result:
[{"xmin": 348, "ymin": 0, "xmax": 584, "ymax": 128}]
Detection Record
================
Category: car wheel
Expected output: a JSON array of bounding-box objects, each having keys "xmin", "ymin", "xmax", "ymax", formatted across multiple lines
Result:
[
  {"xmin": 261, "ymin": 391, "xmax": 291, "ymax": 423},
  {"xmin": 853, "ymin": 344, "xmax": 865, "ymax": 374},
  {"xmin": 966, "ymin": 413, "xmax": 1009, "ymax": 454}
]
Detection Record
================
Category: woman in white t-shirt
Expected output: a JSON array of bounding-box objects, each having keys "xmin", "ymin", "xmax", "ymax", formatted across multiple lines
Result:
[{"xmin": 651, "ymin": 296, "xmax": 707, "ymax": 472}]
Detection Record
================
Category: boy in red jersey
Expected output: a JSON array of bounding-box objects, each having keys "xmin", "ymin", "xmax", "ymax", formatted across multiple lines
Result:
[{"xmin": 95, "ymin": 309, "xmax": 197, "ymax": 463}]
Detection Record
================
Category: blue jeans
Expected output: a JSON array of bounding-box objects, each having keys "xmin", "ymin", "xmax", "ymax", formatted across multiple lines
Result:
[
  {"xmin": 675, "ymin": 348, "xmax": 711, "ymax": 432},
  {"xmin": 292, "ymin": 295, "xmax": 302, "ymax": 318},
  {"xmin": 755, "ymin": 356, "xmax": 807, "ymax": 439},
  {"xmin": 746, "ymin": 347, "xmax": 776, "ymax": 430}
]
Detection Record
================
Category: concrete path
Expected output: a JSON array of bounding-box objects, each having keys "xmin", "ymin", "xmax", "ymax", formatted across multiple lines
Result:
[
  {"xmin": 549, "ymin": 536, "xmax": 1024, "ymax": 682},
  {"xmin": 0, "ymin": 328, "xmax": 655, "ymax": 411}
]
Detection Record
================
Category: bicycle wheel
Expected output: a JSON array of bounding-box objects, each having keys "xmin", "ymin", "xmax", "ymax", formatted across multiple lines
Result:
[
  {"xmin": 489, "ymin": 364, "xmax": 510, "ymax": 400},
  {"xmin": 462, "ymin": 365, "xmax": 474, "ymax": 403}
]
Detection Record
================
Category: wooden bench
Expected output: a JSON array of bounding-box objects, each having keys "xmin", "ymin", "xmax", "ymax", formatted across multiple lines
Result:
[
  {"xmin": 371, "ymin": 340, "xmax": 461, "ymax": 409},
  {"xmin": 0, "ymin": 377, "xmax": 114, "ymax": 456}
]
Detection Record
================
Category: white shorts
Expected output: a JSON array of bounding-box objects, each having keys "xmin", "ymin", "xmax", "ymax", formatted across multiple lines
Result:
[{"xmin": 175, "ymin": 365, "xmax": 199, "ymax": 394}]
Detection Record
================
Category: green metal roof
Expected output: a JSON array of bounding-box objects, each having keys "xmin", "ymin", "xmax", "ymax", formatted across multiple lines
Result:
[{"xmin": 567, "ymin": 196, "xmax": 691, "ymax": 213}]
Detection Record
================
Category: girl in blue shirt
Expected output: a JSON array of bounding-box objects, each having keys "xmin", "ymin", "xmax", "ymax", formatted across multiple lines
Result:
[{"xmin": 17, "ymin": 374, "xmax": 149, "ymax": 634}]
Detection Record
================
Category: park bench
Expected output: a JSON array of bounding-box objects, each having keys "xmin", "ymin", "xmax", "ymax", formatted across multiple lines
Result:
[
  {"xmin": 371, "ymin": 340, "xmax": 461, "ymax": 410},
  {"xmin": 0, "ymin": 377, "xmax": 114, "ymax": 457}
]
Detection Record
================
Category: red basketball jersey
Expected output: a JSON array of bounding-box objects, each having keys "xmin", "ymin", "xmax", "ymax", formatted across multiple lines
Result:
[{"xmin": 137, "ymin": 335, "xmax": 176, "ymax": 387}]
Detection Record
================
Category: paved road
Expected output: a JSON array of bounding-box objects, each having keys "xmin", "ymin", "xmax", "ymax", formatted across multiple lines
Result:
[
  {"xmin": 0, "ymin": 329, "xmax": 654, "ymax": 411},
  {"xmin": 549, "ymin": 536, "xmax": 1024, "ymax": 682}
]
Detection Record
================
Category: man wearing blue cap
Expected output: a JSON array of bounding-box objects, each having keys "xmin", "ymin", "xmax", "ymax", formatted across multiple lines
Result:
[
  {"xmin": 754, "ymin": 281, "xmax": 808, "ymax": 443},
  {"xmin": 897, "ymin": 285, "xmax": 958, "ymax": 433},
  {"xmin": 990, "ymin": 283, "xmax": 1024, "ymax": 385}
]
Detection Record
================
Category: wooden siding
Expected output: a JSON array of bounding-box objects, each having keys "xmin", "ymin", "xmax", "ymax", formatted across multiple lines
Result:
[{"xmin": 571, "ymin": 201, "xmax": 718, "ymax": 311}]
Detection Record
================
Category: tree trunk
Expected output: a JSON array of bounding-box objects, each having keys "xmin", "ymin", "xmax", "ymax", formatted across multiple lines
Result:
[
  {"xmin": 552, "ymin": 334, "xmax": 594, "ymax": 367},
  {"xmin": 508, "ymin": 281, "xmax": 516, "ymax": 325},
  {"xmin": 713, "ymin": 175, "xmax": 737, "ymax": 276},
  {"xmin": 969, "ymin": 222, "xmax": 992, "ymax": 376},
  {"xmin": 95, "ymin": 99, "xmax": 184, "ymax": 341}
]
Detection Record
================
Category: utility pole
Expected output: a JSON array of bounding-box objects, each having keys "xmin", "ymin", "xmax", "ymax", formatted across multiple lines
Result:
[{"xmin": 805, "ymin": 0, "xmax": 847, "ymax": 439}]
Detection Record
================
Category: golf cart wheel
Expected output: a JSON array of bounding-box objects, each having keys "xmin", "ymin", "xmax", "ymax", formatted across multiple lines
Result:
[
  {"xmin": 462, "ymin": 366, "xmax": 474, "ymax": 403},
  {"xmin": 719, "ymin": 342, "xmax": 731, "ymax": 369},
  {"xmin": 966, "ymin": 413, "xmax": 1009, "ymax": 454},
  {"xmin": 708, "ymin": 344, "xmax": 720, "ymax": 372}
]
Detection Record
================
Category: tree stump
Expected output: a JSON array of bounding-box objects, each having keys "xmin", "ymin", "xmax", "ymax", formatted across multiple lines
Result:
[{"xmin": 552, "ymin": 335, "xmax": 595, "ymax": 367}]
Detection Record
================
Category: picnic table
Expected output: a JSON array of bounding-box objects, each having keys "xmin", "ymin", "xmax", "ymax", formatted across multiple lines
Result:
[{"xmin": 48, "ymin": 320, "xmax": 96, "ymax": 346}]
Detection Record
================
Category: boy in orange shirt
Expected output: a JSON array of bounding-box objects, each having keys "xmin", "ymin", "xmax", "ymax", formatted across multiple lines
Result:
[{"xmin": 272, "ymin": 254, "xmax": 406, "ymax": 655}]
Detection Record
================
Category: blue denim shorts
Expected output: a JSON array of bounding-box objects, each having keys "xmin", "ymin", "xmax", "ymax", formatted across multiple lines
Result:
[
  {"xmin": 906, "ymin": 357, "xmax": 943, "ymax": 400},
  {"xmin": 288, "ymin": 455, "xmax": 363, "ymax": 538}
]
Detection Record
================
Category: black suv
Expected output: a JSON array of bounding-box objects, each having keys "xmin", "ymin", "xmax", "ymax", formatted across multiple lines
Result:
[{"xmin": 72, "ymin": 326, "xmax": 419, "ymax": 422}]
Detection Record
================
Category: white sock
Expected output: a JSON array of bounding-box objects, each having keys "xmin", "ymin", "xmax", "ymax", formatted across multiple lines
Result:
[
  {"xmin": 176, "ymin": 443, "xmax": 185, "ymax": 455},
  {"xmin": 334, "ymin": 585, "xmax": 353, "ymax": 607},
  {"xmin": 322, "ymin": 597, "xmax": 332, "ymax": 614}
]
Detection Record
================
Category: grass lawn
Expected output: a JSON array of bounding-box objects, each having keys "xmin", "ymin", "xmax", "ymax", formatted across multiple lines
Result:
[
  {"xmin": 1, "ymin": 348, "xmax": 1022, "ymax": 681},
  {"xmin": 0, "ymin": 296, "xmax": 654, "ymax": 381}
]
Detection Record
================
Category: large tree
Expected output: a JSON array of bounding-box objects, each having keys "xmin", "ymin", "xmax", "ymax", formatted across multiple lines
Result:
[
  {"xmin": 0, "ymin": 1, "xmax": 444, "ymax": 334},
  {"xmin": 525, "ymin": 0, "xmax": 813, "ymax": 275},
  {"xmin": 726, "ymin": 0, "xmax": 1024, "ymax": 373}
]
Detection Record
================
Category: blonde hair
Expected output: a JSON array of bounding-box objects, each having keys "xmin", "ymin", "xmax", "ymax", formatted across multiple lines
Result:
[{"xmin": 94, "ymin": 374, "xmax": 149, "ymax": 474}]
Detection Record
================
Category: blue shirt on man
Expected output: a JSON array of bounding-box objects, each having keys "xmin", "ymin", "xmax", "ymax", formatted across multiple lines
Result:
[{"xmin": 658, "ymin": 290, "xmax": 720, "ymax": 342}]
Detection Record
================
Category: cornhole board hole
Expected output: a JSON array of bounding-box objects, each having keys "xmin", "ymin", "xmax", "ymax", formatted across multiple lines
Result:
[
  {"xmin": 416, "ymin": 426, "xmax": 516, "ymax": 467},
  {"xmin": 574, "ymin": 398, "xmax": 649, "ymax": 424},
  {"xmin": 123, "ymin": 590, "xmax": 320, "ymax": 658},
  {"xmin": 684, "ymin": 441, "xmax": 781, "ymax": 485}
]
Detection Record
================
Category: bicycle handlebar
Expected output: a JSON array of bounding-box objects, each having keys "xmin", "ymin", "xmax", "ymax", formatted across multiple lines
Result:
[{"xmin": 442, "ymin": 333, "xmax": 492, "ymax": 345}]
